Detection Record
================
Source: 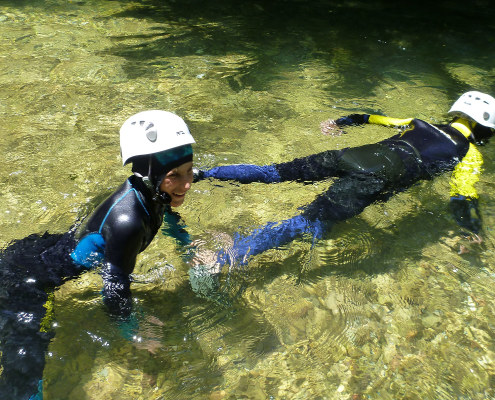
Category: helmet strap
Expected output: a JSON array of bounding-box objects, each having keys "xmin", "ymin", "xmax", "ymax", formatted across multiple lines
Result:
[
  {"xmin": 133, "ymin": 156, "xmax": 172, "ymax": 205},
  {"xmin": 136, "ymin": 156, "xmax": 155, "ymax": 191}
]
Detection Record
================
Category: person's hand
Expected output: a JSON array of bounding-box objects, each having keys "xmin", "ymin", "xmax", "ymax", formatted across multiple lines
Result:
[
  {"xmin": 458, "ymin": 232, "xmax": 483, "ymax": 254},
  {"xmin": 191, "ymin": 232, "xmax": 234, "ymax": 273},
  {"xmin": 192, "ymin": 246, "xmax": 222, "ymax": 274},
  {"xmin": 320, "ymin": 119, "xmax": 345, "ymax": 136},
  {"xmin": 133, "ymin": 316, "xmax": 165, "ymax": 354},
  {"xmin": 467, "ymin": 233, "xmax": 483, "ymax": 244}
]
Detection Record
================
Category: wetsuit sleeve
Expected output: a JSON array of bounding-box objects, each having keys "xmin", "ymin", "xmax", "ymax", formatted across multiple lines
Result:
[
  {"xmin": 100, "ymin": 217, "xmax": 146, "ymax": 316},
  {"xmin": 367, "ymin": 115, "xmax": 414, "ymax": 127},
  {"xmin": 101, "ymin": 262, "xmax": 133, "ymax": 317},
  {"xmin": 334, "ymin": 114, "xmax": 370, "ymax": 126},
  {"xmin": 449, "ymin": 143, "xmax": 483, "ymax": 233},
  {"xmin": 334, "ymin": 114, "xmax": 413, "ymax": 128},
  {"xmin": 202, "ymin": 164, "xmax": 282, "ymax": 183},
  {"xmin": 216, "ymin": 215, "xmax": 324, "ymax": 267},
  {"xmin": 162, "ymin": 210, "xmax": 191, "ymax": 247}
]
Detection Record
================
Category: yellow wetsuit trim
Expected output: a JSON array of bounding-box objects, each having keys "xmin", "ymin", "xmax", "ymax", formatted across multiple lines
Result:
[
  {"xmin": 368, "ymin": 115, "xmax": 413, "ymax": 127},
  {"xmin": 449, "ymin": 118, "xmax": 482, "ymax": 199},
  {"xmin": 450, "ymin": 117, "xmax": 474, "ymax": 139},
  {"xmin": 39, "ymin": 291, "xmax": 55, "ymax": 333},
  {"xmin": 449, "ymin": 142, "xmax": 483, "ymax": 199},
  {"xmin": 369, "ymin": 115, "xmax": 483, "ymax": 199}
]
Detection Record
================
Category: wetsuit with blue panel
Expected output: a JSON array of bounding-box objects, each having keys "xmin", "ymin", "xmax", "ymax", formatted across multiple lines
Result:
[
  {"xmin": 0, "ymin": 173, "xmax": 187, "ymax": 399},
  {"xmin": 0, "ymin": 109, "xmax": 195, "ymax": 399},
  {"xmin": 200, "ymin": 113, "xmax": 492, "ymax": 267},
  {"xmin": 71, "ymin": 174, "xmax": 168, "ymax": 314}
]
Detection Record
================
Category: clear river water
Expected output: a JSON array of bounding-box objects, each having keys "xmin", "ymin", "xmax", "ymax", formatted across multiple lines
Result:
[{"xmin": 1, "ymin": 0, "xmax": 495, "ymax": 399}]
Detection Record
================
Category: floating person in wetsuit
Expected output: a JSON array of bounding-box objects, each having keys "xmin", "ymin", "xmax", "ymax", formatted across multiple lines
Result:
[
  {"xmin": 0, "ymin": 110, "xmax": 195, "ymax": 399},
  {"xmin": 194, "ymin": 91, "xmax": 495, "ymax": 269}
]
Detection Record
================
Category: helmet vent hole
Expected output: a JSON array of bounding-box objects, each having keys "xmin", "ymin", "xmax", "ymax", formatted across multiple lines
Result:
[
  {"xmin": 146, "ymin": 129, "xmax": 158, "ymax": 142},
  {"xmin": 483, "ymin": 112, "xmax": 490, "ymax": 121}
]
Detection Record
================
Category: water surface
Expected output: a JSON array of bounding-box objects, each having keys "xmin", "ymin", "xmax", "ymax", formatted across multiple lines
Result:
[{"xmin": 1, "ymin": 0, "xmax": 495, "ymax": 399}]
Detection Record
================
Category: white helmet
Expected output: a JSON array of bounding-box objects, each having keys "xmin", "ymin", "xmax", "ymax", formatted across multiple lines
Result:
[
  {"xmin": 120, "ymin": 110, "xmax": 195, "ymax": 166},
  {"xmin": 448, "ymin": 91, "xmax": 495, "ymax": 128}
]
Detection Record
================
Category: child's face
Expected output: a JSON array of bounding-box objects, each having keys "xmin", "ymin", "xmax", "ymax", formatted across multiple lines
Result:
[{"xmin": 159, "ymin": 161, "xmax": 194, "ymax": 207}]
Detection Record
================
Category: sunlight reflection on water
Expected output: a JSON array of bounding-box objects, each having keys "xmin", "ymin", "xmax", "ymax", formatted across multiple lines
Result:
[{"xmin": 1, "ymin": 0, "xmax": 495, "ymax": 399}]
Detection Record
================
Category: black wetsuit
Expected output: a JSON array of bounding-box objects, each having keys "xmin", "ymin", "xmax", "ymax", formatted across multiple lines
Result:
[
  {"xmin": 71, "ymin": 175, "xmax": 167, "ymax": 314},
  {"xmin": 201, "ymin": 114, "xmax": 492, "ymax": 266},
  {"xmin": 0, "ymin": 175, "xmax": 168, "ymax": 399}
]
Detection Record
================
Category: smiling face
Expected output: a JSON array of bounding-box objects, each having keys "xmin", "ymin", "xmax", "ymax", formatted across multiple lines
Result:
[{"xmin": 159, "ymin": 161, "xmax": 193, "ymax": 207}]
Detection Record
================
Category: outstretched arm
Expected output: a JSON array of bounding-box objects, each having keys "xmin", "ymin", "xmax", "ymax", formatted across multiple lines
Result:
[
  {"xmin": 321, "ymin": 113, "xmax": 413, "ymax": 135},
  {"xmin": 208, "ymin": 215, "xmax": 325, "ymax": 269},
  {"xmin": 197, "ymin": 164, "xmax": 282, "ymax": 183},
  {"xmin": 334, "ymin": 113, "xmax": 413, "ymax": 127},
  {"xmin": 197, "ymin": 115, "xmax": 415, "ymax": 184}
]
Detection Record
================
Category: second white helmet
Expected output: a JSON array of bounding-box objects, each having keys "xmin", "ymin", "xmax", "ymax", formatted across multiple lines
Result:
[
  {"xmin": 120, "ymin": 110, "xmax": 195, "ymax": 166},
  {"xmin": 448, "ymin": 91, "xmax": 495, "ymax": 128}
]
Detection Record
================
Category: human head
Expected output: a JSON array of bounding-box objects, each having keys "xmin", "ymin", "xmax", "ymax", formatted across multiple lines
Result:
[
  {"xmin": 158, "ymin": 158, "xmax": 194, "ymax": 207},
  {"xmin": 448, "ymin": 91, "xmax": 495, "ymax": 128},
  {"xmin": 120, "ymin": 110, "xmax": 195, "ymax": 204}
]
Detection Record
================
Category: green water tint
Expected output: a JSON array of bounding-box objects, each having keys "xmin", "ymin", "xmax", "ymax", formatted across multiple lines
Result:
[{"xmin": 1, "ymin": 0, "xmax": 495, "ymax": 398}]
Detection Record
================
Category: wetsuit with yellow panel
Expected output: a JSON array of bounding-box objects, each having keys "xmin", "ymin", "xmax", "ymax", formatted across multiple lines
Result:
[{"xmin": 199, "ymin": 113, "xmax": 492, "ymax": 267}]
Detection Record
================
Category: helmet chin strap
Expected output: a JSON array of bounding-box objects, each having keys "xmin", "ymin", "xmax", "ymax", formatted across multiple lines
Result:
[{"xmin": 135, "ymin": 156, "xmax": 172, "ymax": 205}]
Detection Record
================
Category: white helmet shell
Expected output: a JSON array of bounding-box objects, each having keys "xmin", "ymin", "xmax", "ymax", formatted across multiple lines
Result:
[
  {"xmin": 120, "ymin": 110, "xmax": 195, "ymax": 166},
  {"xmin": 448, "ymin": 91, "xmax": 495, "ymax": 128}
]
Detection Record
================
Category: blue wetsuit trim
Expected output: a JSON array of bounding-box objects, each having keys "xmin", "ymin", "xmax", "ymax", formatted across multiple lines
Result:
[
  {"xmin": 98, "ymin": 186, "xmax": 150, "ymax": 233},
  {"xmin": 72, "ymin": 182, "xmax": 151, "ymax": 269},
  {"xmin": 70, "ymin": 232, "xmax": 105, "ymax": 268}
]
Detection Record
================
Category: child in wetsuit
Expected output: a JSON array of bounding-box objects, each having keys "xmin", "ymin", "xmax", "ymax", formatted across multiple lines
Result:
[
  {"xmin": 0, "ymin": 110, "xmax": 195, "ymax": 399},
  {"xmin": 195, "ymin": 91, "xmax": 495, "ymax": 268}
]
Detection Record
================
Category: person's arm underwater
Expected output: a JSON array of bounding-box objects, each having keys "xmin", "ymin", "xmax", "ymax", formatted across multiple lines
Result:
[
  {"xmin": 213, "ymin": 215, "xmax": 325, "ymax": 268},
  {"xmin": 98, "ymin": 213, "xmax": 148, "ymax": 318},
  {"xmin": 449, "ymin": 143, "xmax": 483, "ymax": 234},
  {"xmin": 71, "ymin": 216, "xmax": 143, "ymax": 318}
]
